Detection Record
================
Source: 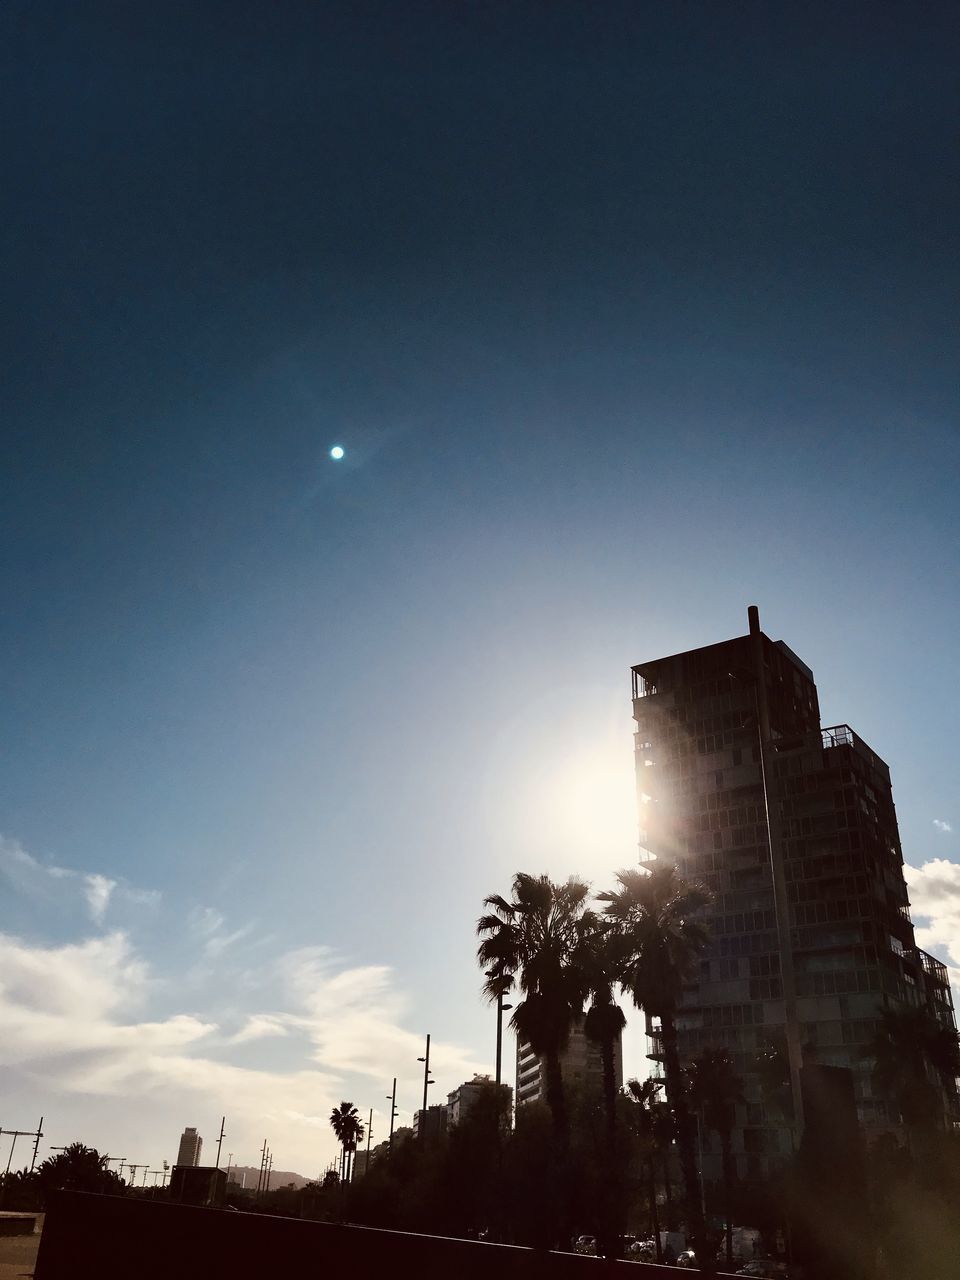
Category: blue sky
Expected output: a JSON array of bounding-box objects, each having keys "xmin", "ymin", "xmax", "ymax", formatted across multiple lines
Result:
[{"xmin": 1, "ymin": 1, "xmax": 958, "ymax": 1175}]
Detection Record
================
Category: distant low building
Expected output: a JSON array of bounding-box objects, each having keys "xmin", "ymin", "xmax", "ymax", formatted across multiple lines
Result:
[
  {"xmin": 516, "ymin": 1015, "xmax": 623, "ymax": 1109},
  {"xmin": 412, "ymin": 1105, "xmax": 447, "ymax": 1141},
  {"xmin": 170, "ymin": 1165, "xmax": 225, "ymax": 1207},
  {"xmin": 446, "ymin": 1074, "xmax": 512, "ymax": 1127}
]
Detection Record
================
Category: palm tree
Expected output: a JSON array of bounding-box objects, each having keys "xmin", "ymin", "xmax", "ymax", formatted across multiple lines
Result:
[
  {"xmin": 600, "ymin": 864, "xmax": 712, "ymax": 1272},
  {"xmin": 329, "ymin": 1102, "xmax": 364, "ymax": 1183},
  {"xmin": 579, "ymin": 917, "xmax": 628, "ymax": 1144},
  {"xmin": 37, "ymin": 1143, "xmax": 122, "ymax": 1197},
  {"xmin": 477, "ymin": 872, "xmax": 591, "ymax": 1143},
  {"xmin": 688, "ymin": 1048, "xmax": 745, "ymax": 1268},
  {"xmin": 867, "ymin": 1006, "xmax": 960, "ymax": 1147},
  {"xmin": 626, "ymin": 1077, "xmax": 667, "ymax": 1264}
]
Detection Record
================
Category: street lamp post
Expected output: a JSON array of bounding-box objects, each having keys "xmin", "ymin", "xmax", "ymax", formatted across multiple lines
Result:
[
  {"xmin": 214, "ymin": 1116, "xmax": 226, "ymax": 1170},
  {"xmin": 495, "ymin": 992, "xmax": 513, "ymax": 1088},
  {"xmin": 386, "ymin": 1079, "xmax": 398, "ymax": 1150},
  {"xmin": 416, "ymin": 1035, "xmax": 435, "ymax": 1139}
]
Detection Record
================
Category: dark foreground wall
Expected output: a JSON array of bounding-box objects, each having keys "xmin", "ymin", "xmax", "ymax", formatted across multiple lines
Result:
[{"xmin": 35, "ymin": 1192, "xmax": 720, "ymax": 1279}]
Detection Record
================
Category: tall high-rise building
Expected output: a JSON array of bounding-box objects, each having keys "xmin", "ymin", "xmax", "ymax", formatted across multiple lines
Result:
[
  {"xmin": 631, "ymin": 607, "xmax": 957, "ymax": 1177},
  {"xmin": 175, "ymin": 1126, "xmax": 202, "ymax": 1168},
  {"xmin": 516, "ymin": 1014, "xmax": 623, "ymax": 1109}
]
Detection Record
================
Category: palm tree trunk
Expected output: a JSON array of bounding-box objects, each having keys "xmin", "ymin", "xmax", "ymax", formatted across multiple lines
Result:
[
  {"xmin": 721, "ymin": 1129, "xmax": 734, "ymax": 1268},
  {"xmin": 649, "ymin": 1157, "xmax": 663, "ymax": 1264},
  {"xmin": 660, "ymin": 1012, "xmax": 712, "ymax": 1274},
  {"xmin": 543, "ymin": 1050, "xmax": 567, "ymax": 1142},
  {"xmin": 662, "ymin": 1149, "xmax": 673, "ymax": 1223},
  {"xmin": 597, "ymin": 1032, "xmax": 619, "ymax": 1259},
  {"xmin": 601, "ymin": 1033, "xmax": 617, "ymax": 1144}
]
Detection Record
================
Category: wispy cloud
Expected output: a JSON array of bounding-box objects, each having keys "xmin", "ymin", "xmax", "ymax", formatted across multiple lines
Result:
[
  {"xmin": 190, "ymin": 906, "xmax": 256, "ymax": 959},
  {"xmin": 84, "ymin": 875, "xmax": 116, "ymax": 924},
  {"xmin": 0, "ymin": 835, "xmax": 159, "ymax": 923},
  {"xmin": 933, "ymin": 819, "xmax": 953, "ymax": 834},
  {"xmin": 230, "ymin": 1014, "xmax": 290, "ymax": 1045}
]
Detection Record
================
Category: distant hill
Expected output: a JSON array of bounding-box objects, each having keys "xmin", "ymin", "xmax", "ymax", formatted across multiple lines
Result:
[{"xmin": 226, "ymin": 1165, "xmax": 313, "ymax": 1191}]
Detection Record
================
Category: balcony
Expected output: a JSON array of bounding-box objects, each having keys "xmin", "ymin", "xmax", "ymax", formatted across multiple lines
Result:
[
  {"xmin": 821, "ymin": 723, "xmax": 890, "ymax": 774},
  {"xmin": 632, "ymin": 668, "xmax": 659, "ymax": 699},
  {"xmin": 918, "ymin": 948, "xmax": 951, "ymax": 986}
]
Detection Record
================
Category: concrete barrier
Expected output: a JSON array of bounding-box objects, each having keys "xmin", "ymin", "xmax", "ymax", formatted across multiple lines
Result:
[
  {"xmin": 35, "ymin": 1192, "xmax": 736, "ymax": 1278},
  {"xmin": 0, "ymin": 1212, "xmax": 36, "ymax": 1236}
]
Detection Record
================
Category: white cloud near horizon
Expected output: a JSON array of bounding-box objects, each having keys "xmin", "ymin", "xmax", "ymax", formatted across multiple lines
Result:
[
  {"xmin": 904, "ymin": 858, "xmax": 960, "ymax": 999},
  {"xmin": 932, "ymin": 819, "xmax": 953, "ymax": 833},
  {"xmin": 0, "ymin": 923, "xmax": 481, "ymax": 1170},
  {"xmin": 0, "ymin": 833, "xmax": 484, "ymax": 1172}
]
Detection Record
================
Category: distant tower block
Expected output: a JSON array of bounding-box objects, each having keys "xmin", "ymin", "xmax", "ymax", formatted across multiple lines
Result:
[{"xmin": 175, "ymin": 1126, "xmax": 203, "ymax": 1168}]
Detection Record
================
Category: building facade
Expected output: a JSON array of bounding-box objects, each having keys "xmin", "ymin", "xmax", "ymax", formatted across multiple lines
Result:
[
  {"xmin": 516, "ymin": 1015, "xmax": 623, "ymax": 1109},
  {"xmin": 446, "ymin": 1074, "xmax": 512, "ymax": 1127},
  {"xmin": 631, "ymin": 607, "xmax": 957, "ymax": 1178},
  {"xmin": 412, "ymin": 1104, "xmax": 448, "ymax": 1141},
  {"xmin": 175, "ymin": 1126, "xmax": 202, "ymax": 1168}
]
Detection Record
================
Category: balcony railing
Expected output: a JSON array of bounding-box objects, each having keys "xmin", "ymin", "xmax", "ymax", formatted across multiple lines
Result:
[{"xmin": 821, "ymin": 724, "xmax": 854, "ymax": 750}]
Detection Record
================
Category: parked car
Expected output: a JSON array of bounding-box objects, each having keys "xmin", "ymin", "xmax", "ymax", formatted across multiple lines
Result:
[
  {"xmin": 735, "ymin": 1261, "xmax": 802, "ymax": 1278},
  {"xmin": 574, "ymin": 1235, "xmax": 596, "ymax": 1255},
  {"xmin": 628, "ymin": 1238, "xmax": 656, "ymax": 1263},
  {"xmin": 676, "ymin": 1249, "xmax": 699, "ymax": 1268}
]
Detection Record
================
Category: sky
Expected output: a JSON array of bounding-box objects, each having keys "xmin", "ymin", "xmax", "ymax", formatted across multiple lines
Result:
[{"xmin": 1, "ymin": 1, "xmax": 958, "ymax": 1178}]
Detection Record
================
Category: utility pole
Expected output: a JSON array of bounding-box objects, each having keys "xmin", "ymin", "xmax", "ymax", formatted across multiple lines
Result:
[
  {"xmin": 748, "ymin": 604, "xmax": 805, "ymax": 1133},
  {"xmin": 0, "ymin": 1128, "xmax": 42, "ymax": 1207},
  {"xmin": 364, "ymin": 1109, "xmax": 373, "ymax": 1176},
  {"xmin": 30, "ymin": 1118, "xmax": 43, "ymax": 1173},
  {"xmin": 256, "ymin": 1141, "xmax": 267, "ymax": 1196},
  {"xmin": 2, "ymin": 1129, "xmax": 39, "ymax": 1176},
  {"xmin": 225, "ymin": 1153, "xmax": 233, "ymax": 1183},
  {"xmin": 264, "ymin": 1152, "xmax": 273, "ymax": 1194},
  {"xmin": 214, "ymin": 1116, "xmax": 226, "ymax": 1170},
  {"xmin": 385, "ymin": 1079, "xmax": 398, "ymax": 1150}
]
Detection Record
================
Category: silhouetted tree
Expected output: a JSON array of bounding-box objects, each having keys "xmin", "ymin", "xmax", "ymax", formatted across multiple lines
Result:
[
  {"xmin": 577, "ymin": 915, "xmax": 628, "ymax": 1257},
  {"xmin": 600, "ymin": 864, "xmax": 712, "ymax": 1272},
  {"xmin": 688, "ymin": 1047, "xmax": 744, "ymax": 1267},
  {"xmin": 625, "ymin": 1077, "xmax": 667, "ymax": 1263},
  {"xmin": 477, "ymin": 872, "xmax": 591, "ymax": 1143},
  {"xmin": 329, "ymin": 1102, "xmax": 364, "ymax": 1183},
  {"xmin": 867, "ymin": 1006, "xmax": 960, "ymax": 1155},
  {"xmin": 37, "ymin": 1144, "xmax": 124, "ymax": 1199}
]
